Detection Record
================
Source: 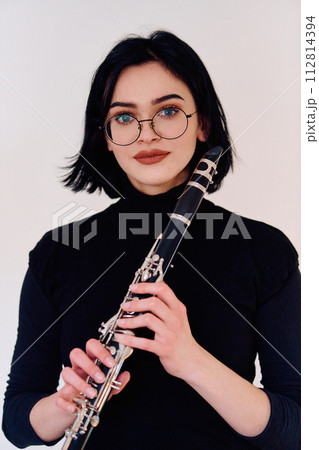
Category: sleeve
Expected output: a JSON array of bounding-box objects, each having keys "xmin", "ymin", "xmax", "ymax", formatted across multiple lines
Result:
[
  {"xmin": 2, "ymin": 267, "xmax": 63, "ymax": 448},
  {"xmin": 239, "ymin": 226, "xmax": 301, "ymax": 449}
]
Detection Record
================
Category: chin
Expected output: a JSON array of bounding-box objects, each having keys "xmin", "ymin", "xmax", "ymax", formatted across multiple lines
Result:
[{"xmin": 127, "ymin": 172, "xmax": 184, "ymax": 195}]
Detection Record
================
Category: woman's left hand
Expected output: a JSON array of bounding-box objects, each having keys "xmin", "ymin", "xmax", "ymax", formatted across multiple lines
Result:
[
  {"xmin": 115, "ymin": 281, "xmax": 201, "ymax": 379},
  {"xmin": 116, "ymin": 282, "xmax": 272, "ymax": 438}
]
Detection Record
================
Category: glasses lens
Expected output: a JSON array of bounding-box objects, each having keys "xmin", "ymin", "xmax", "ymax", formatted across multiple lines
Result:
[
  {"xmin": 106, "ymin": 114, "xmax": 140, "ymax": 145},
  {"xmin": 153, "ymin": 108, "xmax": 188, "ymax": 139}
]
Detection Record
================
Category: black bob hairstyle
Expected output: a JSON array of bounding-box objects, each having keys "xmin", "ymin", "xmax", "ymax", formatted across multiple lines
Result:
[{"xmin": 63, "ymin": 30, "xmax": 234, "ymax": 198}]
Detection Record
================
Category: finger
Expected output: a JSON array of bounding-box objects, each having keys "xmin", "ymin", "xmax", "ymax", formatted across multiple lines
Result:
[
  {"xmin": 85, "ymin": 338, "xmax": 116, "ymax": 367},
  {"xmin": 69, "ymin": 347, "xmax": 109, "ymax": 385},
  {"xmin": 116, "ymin": 370, "xmax": 130, "ymax": 390},
  {"xmin": 56, "ymin": 382, "xmax": 85, "ymax": 414},
  {"xmin": 117, "ymin": 312, "xmax": 167, "ymax": 336},
  {"xmin": 55, "ymin": 395, "xmax": 77, "ymax": 414},
  {"xmin": 108, "ymin": 371, "xmax": 130, "ymax": 400},
  {"xmin": 129, "ymin": 282, "xmax": 177, "ymax": 307},
  {"xmin": 122, "ymin": 296, "xmax": 186, "ymax": 330},
  {"xmin": 61, "ymin": 366, "xmax": 98, "ymax": 399},
  {"xmin": 122, "ymin": 296, "xmax": 170, "ymax": 320},
  {"xmin": 115, "ymin": 332, "xmax": 164, "ymax": 356},
  {"xmin": 55, "ymin": 384, "xmax": 81, "ymax": 414},
  {"xmin": 71, "ymin": 364, "xmax": 91, "ymax": 381}
]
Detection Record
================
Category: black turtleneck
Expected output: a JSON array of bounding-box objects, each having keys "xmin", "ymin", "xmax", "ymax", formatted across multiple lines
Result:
[{"xmin": 3, "ymin": 179, "xmax": 300, "ymax": 449}]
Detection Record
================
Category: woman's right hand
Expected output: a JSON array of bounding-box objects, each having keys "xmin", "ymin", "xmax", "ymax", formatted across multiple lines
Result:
[
  {"xmin": 30, "ymin": 339, "xmax": 130, "ymax": 442},
  {"xmin": 55, "ymin": 338, "xmax": 130, "ymax": 414}
]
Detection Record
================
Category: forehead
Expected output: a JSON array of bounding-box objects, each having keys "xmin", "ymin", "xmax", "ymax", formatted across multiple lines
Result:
[{"xmin": 111, "ymin": 62, "xmax": 194, "ymax": 105}]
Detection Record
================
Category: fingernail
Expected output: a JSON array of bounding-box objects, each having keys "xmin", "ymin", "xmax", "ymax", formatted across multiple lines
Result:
[
  {"xmin": 95, "ymin": 372, "xmax": 105, "ymax": 382},
  {"xmin": 117, "ymin": 318, "xmax": 125, "ymax": 325},
  {"xmin": 129, "ymin": 283, "xmax": 138, "ymax": 290},
  {"xmin": 106, "ymin": 356, "xmax": 115, "ymax": 367},
  {"xmin": 86, "ymin": 387, "xmax": 97, "ymax": 398}
]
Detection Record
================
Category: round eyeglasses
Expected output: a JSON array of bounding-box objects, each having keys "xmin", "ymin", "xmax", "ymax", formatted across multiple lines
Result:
[{"xmin": 99, "ymin": 107, "xmax": 198, "ymax": 146}]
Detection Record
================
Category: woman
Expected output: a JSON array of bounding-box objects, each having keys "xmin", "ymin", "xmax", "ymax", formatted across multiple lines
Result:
[{"xmin": 3, "ymin": 31, "xmax": 300, "ymax": 449}]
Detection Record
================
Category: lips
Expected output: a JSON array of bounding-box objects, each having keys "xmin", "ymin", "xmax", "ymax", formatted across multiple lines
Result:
[{"xmin": 133, "ymin": 150, "xmax": 170, "ymax": 165}]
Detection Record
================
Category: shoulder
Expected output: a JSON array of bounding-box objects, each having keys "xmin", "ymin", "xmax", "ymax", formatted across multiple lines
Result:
[
  {"xmin": 200, "ymin": 199, "xmax": 299, "ymax": 298},
  {"xmin": 242, "ymin": 214, "xmax": 299, "ymax": 299},
  {"xmin": 235, "ymin": 209, "xmax": 299, "ymax": 275},
  {"xmin": 28, "ymin": 203, "xmax": 121, "ymax": 286},
  {"xmin": 201, "ymin": 198, "xmax": 298, "ymax": 261}
]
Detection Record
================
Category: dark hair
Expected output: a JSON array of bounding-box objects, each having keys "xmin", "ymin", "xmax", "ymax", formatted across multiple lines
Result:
[{"xmin": 62, "ymin": 30, "xmax": 234, "ymax": 198}]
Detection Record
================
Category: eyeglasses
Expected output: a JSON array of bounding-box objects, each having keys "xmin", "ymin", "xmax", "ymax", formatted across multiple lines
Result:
[{"xmin": 99, "ymin": 107, "xmax": 198, "ymax": 146}]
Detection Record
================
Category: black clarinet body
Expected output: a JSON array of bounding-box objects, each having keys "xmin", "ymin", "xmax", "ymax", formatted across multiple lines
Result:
[{"xmin": 61, "ymin": 146, "xmax": 223, "ymax": 449}]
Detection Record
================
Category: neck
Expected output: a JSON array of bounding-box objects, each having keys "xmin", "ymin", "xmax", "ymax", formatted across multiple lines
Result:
[{"xmin": 127, "ymin": 168, "xmax": 189, "ymax": 196}]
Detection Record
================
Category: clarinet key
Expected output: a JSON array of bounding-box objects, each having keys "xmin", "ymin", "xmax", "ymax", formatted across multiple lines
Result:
[
  {"xmin": 111, "ymin": 380, "xmax": 122, "ymax": 390},
  {"xmin": 90, "ymin": 415, "xmax": 100, "ymax": 427}
]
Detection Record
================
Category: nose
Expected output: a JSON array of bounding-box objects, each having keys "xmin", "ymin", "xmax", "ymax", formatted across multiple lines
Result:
[{"xmin": 138, "ymin": 119, "xmax": 160, "ymax": 143}]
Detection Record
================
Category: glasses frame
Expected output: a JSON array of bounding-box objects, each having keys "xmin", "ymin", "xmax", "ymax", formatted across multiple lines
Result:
[{"xmin": 99, "ymin": 107, "xmax": 198, "ymax": 146}]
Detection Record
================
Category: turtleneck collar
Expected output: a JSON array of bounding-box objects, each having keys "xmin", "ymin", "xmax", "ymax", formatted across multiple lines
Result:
[{"xmin": 115, "ymin": 173, "xmax": 188, "ymax": 213}]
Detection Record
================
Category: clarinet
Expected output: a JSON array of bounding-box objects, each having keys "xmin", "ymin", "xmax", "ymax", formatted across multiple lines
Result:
[{"xmin": 61, "ymin": 146, "xmax": 223, "ymax": 450}]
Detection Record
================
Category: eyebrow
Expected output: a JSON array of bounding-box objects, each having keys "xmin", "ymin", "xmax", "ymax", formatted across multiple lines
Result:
[{"xmin": 109, "ymin": 94, "xmax": 185, "ymax": 109}]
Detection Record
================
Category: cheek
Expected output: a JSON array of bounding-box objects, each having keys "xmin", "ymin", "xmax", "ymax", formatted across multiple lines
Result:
[
  {"xmin": 179, "ymin": 130, "xmax": 198, "ymax": 155},
  {"xmin": 111, "ymin": 151, "xmax": 126, "ymax": 169}
]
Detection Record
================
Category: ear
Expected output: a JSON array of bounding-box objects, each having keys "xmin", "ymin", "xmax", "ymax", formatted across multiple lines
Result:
[
  {"xmin": 197, "ymin": 127, "xmax": 206, "ymax": 142},
  {"xmin": 99, "ymin": 125, "xmax": 113, "ymax": 151},
  {"xmin": 197, "ymin": 116, "xmax": 210, "ymax": 142},
  {"xmin": 106, "ymin": 140, "xmax": 114, "ymax": 152}
]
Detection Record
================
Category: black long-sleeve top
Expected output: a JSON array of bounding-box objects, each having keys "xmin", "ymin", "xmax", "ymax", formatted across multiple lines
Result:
[{"xmin": 2, "ymin": 178, "xmax": 301, "ymax": 449}]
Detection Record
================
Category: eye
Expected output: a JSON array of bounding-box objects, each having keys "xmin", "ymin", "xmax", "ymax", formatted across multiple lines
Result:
[
  {"xmin": 158, "ymin": 107, "xmax": 180, "ymax": 119},
  {"xmin": 115, "ymin": 113, "xmax": 135, "ymax": 125}
]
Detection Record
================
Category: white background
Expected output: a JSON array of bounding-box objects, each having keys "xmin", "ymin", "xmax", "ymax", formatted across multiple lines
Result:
[{"xmin": 0, "ymin": 0, "xmax": 308, "ymax": 449}]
